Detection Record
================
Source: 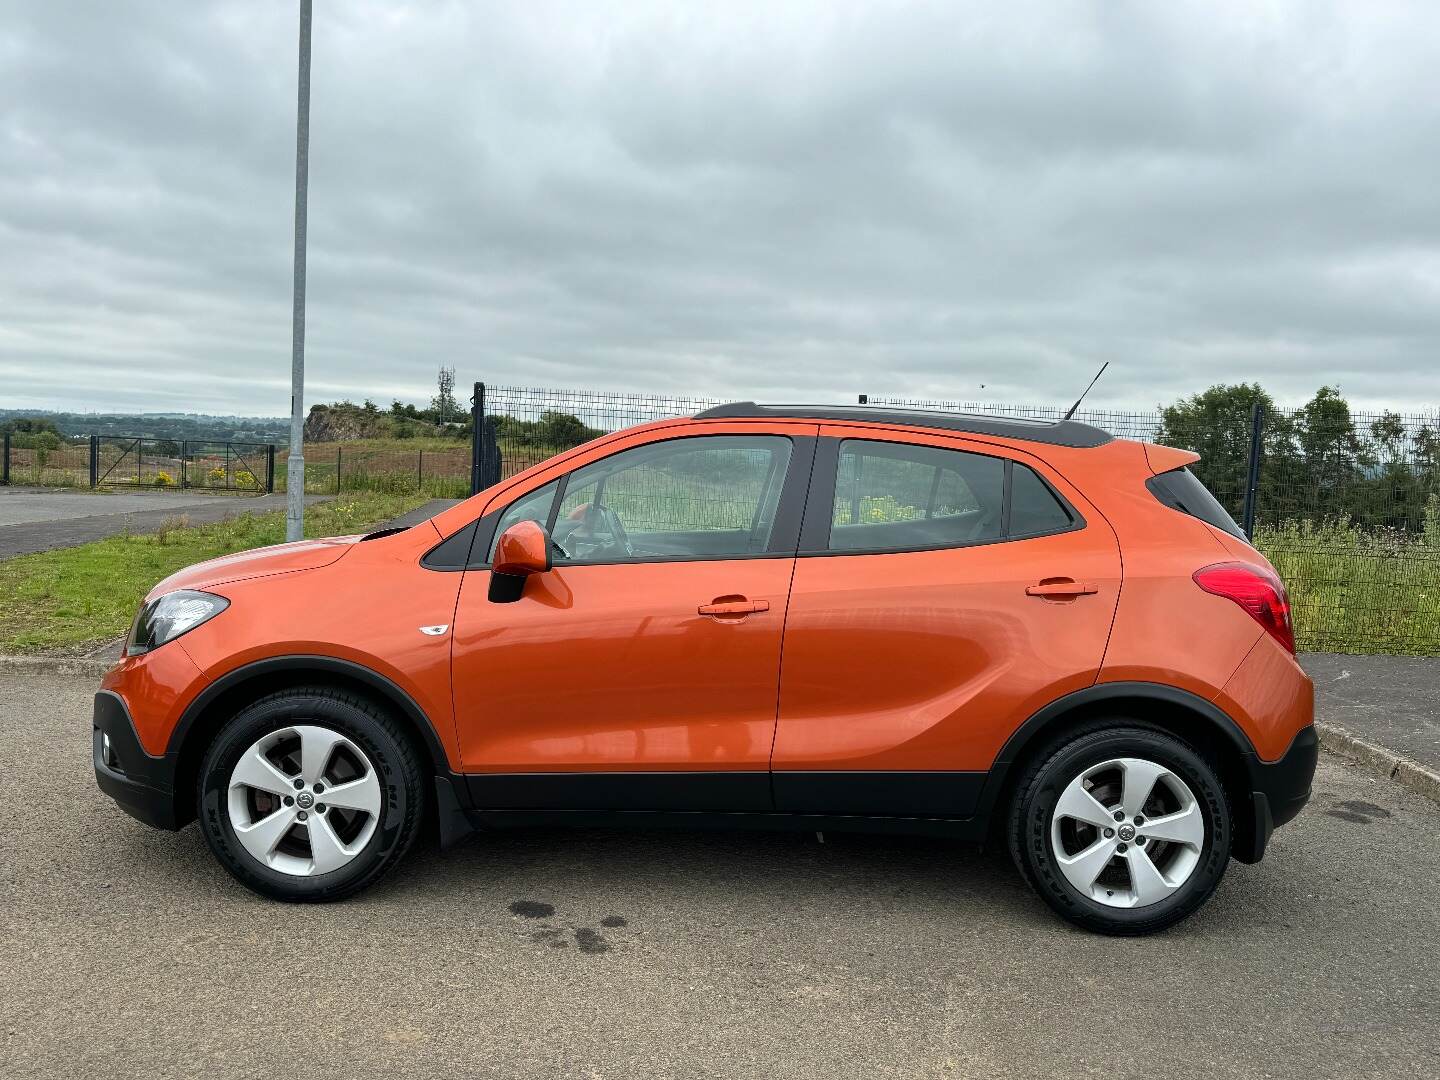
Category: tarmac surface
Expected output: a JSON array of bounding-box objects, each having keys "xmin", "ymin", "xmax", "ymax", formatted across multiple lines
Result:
[
  {"xmin": 0, "ymin": 487, "xmax": 329, "ymax": 559},
  {"xmin": 2, "ymin": 672, "xmax": 1438, "ymax": 1079},
  {"xmin": 1303, "ymin": 652, "xmax": 1440, "ymax": 774}
]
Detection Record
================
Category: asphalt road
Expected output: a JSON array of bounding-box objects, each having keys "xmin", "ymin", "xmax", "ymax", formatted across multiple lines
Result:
[
  {"xmin": 1304, "ymin": 652, "xmax": 1440, "ymax": 773},
  {"xmin": 2, "ymin": 673, "xmax": 1438, "ymax": 1079},
  {"xmin": 0, "ymin": 488, "xmax": 245, "ymax": 527},
  {"xmin": 0, "ymin": 489, "xmax": 331, "ymax": 559}
]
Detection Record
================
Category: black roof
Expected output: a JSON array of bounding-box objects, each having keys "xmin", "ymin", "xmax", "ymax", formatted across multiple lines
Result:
[{"xmin": 692, "ymin": 402, "xmax": 1113, "ymax": 448}]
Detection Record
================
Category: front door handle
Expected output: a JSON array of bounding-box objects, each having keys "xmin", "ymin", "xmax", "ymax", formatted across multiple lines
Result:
[
  {"xmin": 698, "ymin": 597, "xmax": 771, "ymax": 617},
  {"xmin": 1025, "ymin": 580, "xmax": 1098, "ymax": 598}
]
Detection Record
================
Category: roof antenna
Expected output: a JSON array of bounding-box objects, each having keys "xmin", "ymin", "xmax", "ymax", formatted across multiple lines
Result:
[{"xmin": 1063, "ymin": 362, "xmax": 1109, "ymax": 420}]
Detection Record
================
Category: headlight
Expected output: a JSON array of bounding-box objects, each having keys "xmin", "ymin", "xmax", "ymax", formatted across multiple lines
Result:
[{"xmin": 126, "ymin": 590, "xmax": 229, "ymax": 656}]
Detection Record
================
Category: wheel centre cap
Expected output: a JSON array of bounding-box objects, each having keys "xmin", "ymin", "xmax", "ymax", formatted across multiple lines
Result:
[
  {"xmin": 1117, "ymin": 823, "xmax": 1136, "ymax": 842},
  {"xmin": 296, "ymin": 791, "xmax": 315, "ymax": 810}
]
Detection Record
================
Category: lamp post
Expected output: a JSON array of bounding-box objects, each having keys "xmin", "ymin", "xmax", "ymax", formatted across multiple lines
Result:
[{"xmin": 286, "ymin": 0, "xmax": 313, "ymax": 542}]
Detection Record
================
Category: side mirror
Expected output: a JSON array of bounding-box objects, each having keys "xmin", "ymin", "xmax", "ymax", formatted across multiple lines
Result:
[{"xmin": 489, "ymin": 520, "xmax": 551, "ymax": 603}]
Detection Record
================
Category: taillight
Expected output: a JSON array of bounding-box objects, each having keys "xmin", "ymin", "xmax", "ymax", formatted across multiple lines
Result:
[{"xmin": 1193, "ymin": 562, "xmax": 1295, "ymax": 654}]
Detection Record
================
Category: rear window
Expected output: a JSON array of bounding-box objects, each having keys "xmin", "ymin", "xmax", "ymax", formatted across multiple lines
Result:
[
  {"xmin": 1146, "ymin": 468, "xmax": 1244, "ymax": 540},
  {"xmin": 830, "ymin": 440, "xmax": 1005, "ymax": 551}
]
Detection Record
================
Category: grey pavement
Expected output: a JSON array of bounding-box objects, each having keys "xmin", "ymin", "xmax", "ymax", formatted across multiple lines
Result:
[
  {"xmin": 1302, "ymin": 653, "xmax": 1440, "ymax": 774},
  {"xmin": 0, "ymin": 487, "xmax": 331, "ymax": 559},
  {"xmin": 2, "ymin": 673, "xmax": 1439, "ymax": 1079}
]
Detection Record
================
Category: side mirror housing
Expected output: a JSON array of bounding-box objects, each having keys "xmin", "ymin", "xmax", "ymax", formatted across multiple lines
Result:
[{"xmin": 489, "ymin": 520, "xmax": 551, "ymax": 603}]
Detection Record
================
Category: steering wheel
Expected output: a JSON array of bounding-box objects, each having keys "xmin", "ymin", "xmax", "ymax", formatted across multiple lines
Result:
[
  {"xmin": 589, "ymin": 504, "xmax": 634, "ymax": 558},
  {"xmin": 558, "ymin": 503, "xmax": 633, "ymax": 560}
]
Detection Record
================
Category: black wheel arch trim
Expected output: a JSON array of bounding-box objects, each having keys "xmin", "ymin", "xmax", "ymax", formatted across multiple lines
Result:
[
  {"xmin": 974, "ymin": 680, "xmax": 1314, "ymax": 863},
  {"xmin": 168, "ymin": 654, "xmax": 455, "ymax": 781},
  {"xmin": 973, "ymin": 680, "xmax": 1259, "ymax": 824},
  {"xmin": 991, "ymin": 681, "xmax": 1261, "ymax": 770}
]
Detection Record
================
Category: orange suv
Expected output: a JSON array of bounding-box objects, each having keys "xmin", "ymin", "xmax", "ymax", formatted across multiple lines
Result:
[{"xmin": 94, "ymin": 404, "xmax": 1316, "ymax": 934}]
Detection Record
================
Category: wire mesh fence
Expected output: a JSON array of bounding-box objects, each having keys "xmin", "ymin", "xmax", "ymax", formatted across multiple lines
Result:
[
  {"xmin": 479, "ymin": 385, "xmax": 726, "ymax": 482},
  {"xmin": 0, "ymin": 436, "xmax": 277, "ymax": 491},
  {"xmin": 1, "ymin": 437, "xmax": 91, "ymax": 487},
  {"xmin": 480, "ymin": 385, "xmax": 1439, "ymax": 655},
  {"xmin": 92, "ymin": 437, "xmax": 273, "ymax": 491},
  {"xmin": 274, "ymin": 443, "xmax": 472, "ymax": 498}
]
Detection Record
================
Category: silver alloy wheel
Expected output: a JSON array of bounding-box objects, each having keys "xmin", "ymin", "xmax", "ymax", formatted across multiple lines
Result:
[
  {"xmin": 227, "ymin": 725, "xmax": 382, "ymax": 877},
  {"xmin": 1050, "ymin": 756, "xmax": 1205, "ymax": 909}
]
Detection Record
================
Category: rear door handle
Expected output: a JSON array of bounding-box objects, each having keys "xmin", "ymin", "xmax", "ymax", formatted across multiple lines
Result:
[
  {"xmin": 698, "ymin": 598, "xmax": 771, "ymax": 616},
  {"xmin": 1026, "ymin": 580, "xmax": 1098, "ymax": 598}
]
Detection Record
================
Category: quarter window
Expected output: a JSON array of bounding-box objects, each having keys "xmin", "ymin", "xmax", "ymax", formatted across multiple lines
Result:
[{"xmin": 1008, "ymin": 464, "xmax": 1073, "ymax": 538}]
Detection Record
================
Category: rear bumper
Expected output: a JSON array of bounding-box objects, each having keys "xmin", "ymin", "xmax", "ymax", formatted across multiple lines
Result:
[
  {"xmin": 1234, "ymin": 724, "xmax": 1318, "ymax": 863},
  {"xmin": 93, "ymin": 691, "xmax": 184, "ymax": 830}
]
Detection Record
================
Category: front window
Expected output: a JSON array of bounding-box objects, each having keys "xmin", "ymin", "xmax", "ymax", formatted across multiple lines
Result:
[
  {"xmin": 491, "ymin": 435, "xmax": 794, "ymax": 564},
  {"xmin": 486, "ymin": 479, "xmax": 560, "ymax": 560}
]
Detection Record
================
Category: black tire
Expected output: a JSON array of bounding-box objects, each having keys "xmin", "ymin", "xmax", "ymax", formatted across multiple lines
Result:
[
  {"xmin": 1007, "ymin": 722, "xmax": 1231, "ymax": 935},
  {"xmin": 197, "ymin": 687, "xmax": 425, "ymax": 902}
]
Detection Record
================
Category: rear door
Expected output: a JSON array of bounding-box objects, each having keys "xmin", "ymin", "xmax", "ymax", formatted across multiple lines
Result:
[{"xmin": 772, "ymin": 428, "xmax": 1121, "ymax": 817}]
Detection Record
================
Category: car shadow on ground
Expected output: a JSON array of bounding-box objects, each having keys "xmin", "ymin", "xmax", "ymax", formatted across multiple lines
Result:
[{"xmin": 86, "ymin": 783, "xmax": 1320, "ymax": 945}]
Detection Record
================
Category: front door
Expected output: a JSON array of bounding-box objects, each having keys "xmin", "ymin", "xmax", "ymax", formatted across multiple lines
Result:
[{"xmin": 451, "ymin": 427, "xmax": 816, "ymax": 812}]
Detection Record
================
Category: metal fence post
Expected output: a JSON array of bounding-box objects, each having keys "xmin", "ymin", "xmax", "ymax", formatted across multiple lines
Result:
[
  {"xmin": 1, "ymin": 432, "xmax": 9, "ymax": 485},
  {"xmin": 335, "ymin": 446, "xmax": 342, "ymax": 495},
  {"xmin": 180, "ymin": 440, "xmax": 189, "ymax": 488},
  {"xmin": 417, "ymin": 449, "xmax": 424, "ymax": 492},
  {"xmin": 470, "ymin": 382, "xmax": 485, "ymax": 496},
  {"xmin": 1242, "ymin": 403, "xmax": 1265, "ymax": 540},
  {"xmin": 266, "ymin": 444, "xmax": 276, "ymax": 493},
  {"xmin": 89, "ymin": 435, "xmax": 99, "ymax": 488}
]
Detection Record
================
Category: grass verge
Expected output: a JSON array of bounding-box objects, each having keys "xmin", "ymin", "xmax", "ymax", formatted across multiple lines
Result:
[
  {"xmin": 0, "ymin": 492, "xmax": 430, "ymax": 655},
  {"xmin": 1254, "ymin": 518, "xmax": 1439, "ymax": 655}
]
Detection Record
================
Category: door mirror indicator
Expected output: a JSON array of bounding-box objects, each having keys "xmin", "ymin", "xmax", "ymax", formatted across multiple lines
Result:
[{"xmin": 489, "ymin": 520, "xmax": 552, "ymax": 603}]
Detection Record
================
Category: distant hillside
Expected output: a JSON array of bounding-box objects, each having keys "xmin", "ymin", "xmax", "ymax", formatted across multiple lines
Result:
[
  {"xmin": 1, "ymin": 399, "xmax": 472, "ymax": 445},
  {"xmin": 0, "ymin": 409, "xmax": 288, "ymax": 442}
]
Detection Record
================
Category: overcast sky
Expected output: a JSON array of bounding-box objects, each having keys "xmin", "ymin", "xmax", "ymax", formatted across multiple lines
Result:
[{"xmin": 3, "ymin": 1, "xmax": 1438, "ymax": 417}]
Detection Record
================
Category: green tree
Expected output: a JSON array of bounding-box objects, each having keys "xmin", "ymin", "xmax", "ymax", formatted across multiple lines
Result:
[
  {"xmin": 1289, "ymin": 386, "xmax": 1371, "ymax": 523},
  {"xmin": 1154, "ymin": 383, "xmax": 1296, "ymax": 521},
  {"xmin": 534, "ymin": 410, "xmax": 602, "ymax": 450},
  {"xmin": 1, "ymin": 417, "xmax": 63, "ymax": 452}
]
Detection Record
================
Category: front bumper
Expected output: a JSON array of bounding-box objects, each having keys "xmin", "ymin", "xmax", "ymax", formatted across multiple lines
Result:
[
  {"xmin": 93, "ymin": 691, "xmax": 184, "ymax": 830},
  {"xmin": 1234, "ymin": 724, "xmax": 1319, "ymax": 863}
]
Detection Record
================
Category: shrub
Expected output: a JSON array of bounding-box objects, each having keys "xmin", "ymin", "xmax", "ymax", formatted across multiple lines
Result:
[
  {"xmin": 154, "ymin": 471, "xmax": 175, "ymax": 487},
  {"xmin": 153, "ymin": 514, "xmax": 191, "ymax": 544}
]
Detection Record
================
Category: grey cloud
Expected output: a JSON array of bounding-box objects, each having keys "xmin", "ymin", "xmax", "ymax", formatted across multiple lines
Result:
[{"xmin": 3, "ymin": 0, "xmax": 1439, "ymax": 417}]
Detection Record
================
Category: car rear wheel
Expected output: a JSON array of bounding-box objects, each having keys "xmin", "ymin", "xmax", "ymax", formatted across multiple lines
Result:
[
  {"xmin": 196, "ymin": 687, "xmax": 424, "ymax": 902},
  {"xmin": 1008, "ymin": 724, "xmax": 1231, "ymax": 935}
]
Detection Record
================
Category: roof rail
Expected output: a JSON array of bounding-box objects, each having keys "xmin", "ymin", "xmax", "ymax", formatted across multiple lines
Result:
[{"xmin": 692, "ymin": 402, "xmax": 1113, "ymax": 448}]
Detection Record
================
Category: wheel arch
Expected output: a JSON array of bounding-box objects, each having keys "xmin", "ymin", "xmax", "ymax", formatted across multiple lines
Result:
[
  {"xmin": 168, "ymin": 655, "xmax": 452, "ymax": 826},
  {"xmin": 977, "ymin": 681, "xmax": 1265, "ymax": 860}
]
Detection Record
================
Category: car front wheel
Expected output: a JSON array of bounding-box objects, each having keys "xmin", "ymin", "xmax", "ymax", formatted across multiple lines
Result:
[
  {"xmin": 1008, "ymin": 724, "xmax": 1231, "ymax": 935},
  {"xmin": 196, "ymin": 687, "xmax": 424, "ymax": 902}
]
